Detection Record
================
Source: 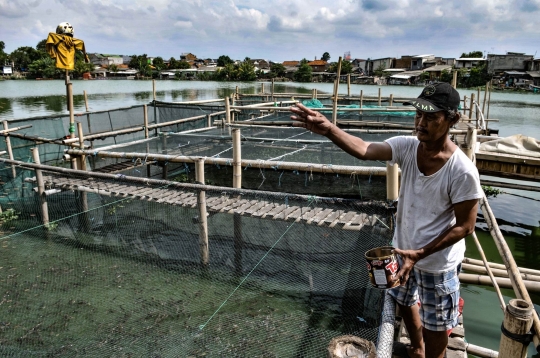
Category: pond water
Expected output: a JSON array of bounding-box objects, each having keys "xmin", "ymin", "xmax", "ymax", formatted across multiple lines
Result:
[{"xmin": 1, "ymin": 79, "xmax": 540, "ymax": 356}]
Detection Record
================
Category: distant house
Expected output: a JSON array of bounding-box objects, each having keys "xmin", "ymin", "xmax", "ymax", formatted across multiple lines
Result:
[
  {"xmin": 251, "ymin": 59, "xmax": 270, "ymax": 69},
  {"xmin": 395, "ymin": 56, "xmax": 413, "ymax": 71},
  {"xmin": 487, "ymin": 52, "xmax": 534, "ymax": 74},
  {"xmin": 88, "ymin": 53, "xmax": 123, "ymax": 66},
  {"xmin": 423, "ymin": 65, "xmax": 453, "ymax": 81},
  {"xmin": 525, "ymin": 71, "xmax": 540, "ymax": 86},
  {"xmin": 411, "ymin": 55, "xmax": 435, "ymax": 70},
  {"xmin": 388, "ymin": 70, "xmax": 425, "ymax": 85},
  {"xmin": 180, "ymin": 53, "xmax": 197, "ymax": 61},
  {"xmin": 307, "ymin": 60, "xmax": 328, "ymax": 72},
  {"xmin": 2, "ymin": 65, "xmax": 13, "ymax": 76},
  {"xmin": 455, "ymin": 58, "xmax": 486, "ymax": 69},
  {"xmin": 364, "ymin": 57, "xmax": 394, "ymax": 75}
]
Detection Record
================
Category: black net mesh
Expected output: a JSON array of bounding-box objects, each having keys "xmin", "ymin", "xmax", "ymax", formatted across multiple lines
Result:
[{"xmin": 0, "ymin": 162, "xmax": 394, "ymax": 357}]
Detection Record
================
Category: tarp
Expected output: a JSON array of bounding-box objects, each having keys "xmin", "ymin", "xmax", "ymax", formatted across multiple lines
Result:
[{"xmin": 479, "ymin": 134, "xmax": 540, "ymax": 158}]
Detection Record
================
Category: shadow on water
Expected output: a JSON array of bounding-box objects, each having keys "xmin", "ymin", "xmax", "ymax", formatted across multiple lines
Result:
[{"xmin": 0, "ymin": 97, "xmax": 12, "ymax": 116}]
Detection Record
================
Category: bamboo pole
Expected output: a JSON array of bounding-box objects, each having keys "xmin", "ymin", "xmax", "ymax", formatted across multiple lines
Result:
[
  {"xmin": 232, "ymin": 128, "xmax": 243, "ymax": 275},
  {"xmin": 76, "ymin": 122, "xmax": 90, "ymax": 232},
  {"xmin": 499, "ymin": 299, "xmax": 533, "ymax": 358},
  {"xmin": 386, "ymin": 162, "xmax": 399, "ymax": 201},
  {"xmin": 83, "ymin": 90, "xmax": 89, "ymax": 112},
  {"xmin": 487, "ymin": 80, "xmax": 492, "ymax": 120},
  {"xmin": 143, "ymin": 104, "xmax": 149, "ymax": 139},
  {"xmin": 225, "ymin": 96, "xmax": 231, "ymax": 124},
  {"xmin": 469, "ymin": 93, "xmax": 475, "ymax": 120},
  {"xmin": 314, "ymin": 88, "xmax": 318, "ymax": 99},
  {"xmin": 76, "ymin": 122, "xmax": 86, "ymax": 171},
  {"xmin": 470, "ymin": 232, "xmax": 507, "ymax": 311},
  {"xmin": 31, "ymin": 147, "xmax": 49, "ymax": 227},
  {"xmin": 152, "ymin": 79, "xmax": 156, "ymax": 101},
  {"xmin": 466, "ymin": 343, "xmax": 499, "ymax": 358},
  {"xmin": 462, "ymin": 95, "xmax": 468, "ymax": 116},
  {"xmin": 65, "ymin": 148, "xmax": 389, "ymax": 176},
  {"xmin": 482, "ymin": 81, "xmax": 489, "ymax": 113},
  {"xmin": 463, "ymin": 258, "xmax": 540, "ymax": 277},
  {"xmin": 261, "ymin": 83, "xmax": 264, "ymax": 94},
  {"xmin": 463, "ymin": 263, "xmax": 540, "ymax": 282},
  {"xmin": 480, "ymin": 195, "xmax": 540, "ymax": 351},
  {"xmin": 477, "ymin": 87, "xmax": 481, "ymax": 122},
  {"xmin": 235, "ymin": 86, "xmax": 239, "ymax": 100},
  {"xmin": 232, "ymin": 128, "xmax": 242, "ymax": 188},
  {"xmin": 389, "ymin": 93, "xmax": 394, "ymax": 106},
  {"xmin": 347, "ymin": 73, "xmax": 351, "ymax": 97},
  {"xmin": 360, "ymin": 90, "xmax": 364, "ymax": 108},
  {"xmin": 452, "ymin": 70, "xmax": 458, "ymax": 89},
  {"xmin": 271, "ymin": 79, "xmax": 275, "ymax": 102},
  {"xmin": 195, "ymin": 159, "xmax": 209, "ymax": 267},
  {"xmin": 462, "ymin": 126, "xmax": 477, "ymax": 164},
  {"xmin": 332, "ymin": 56, "xmax": 343, "ymax": 125},
  {"xmin": 161, "ymin": 134, "xmax": 168, "ymax": 179},
  {"xmin": 459, "ymin": 273, "xmax": 540, "ymax": 293},
  {"xmin": 312, "ymin": 88, "xmax": 316, "ymax": 99},
  {"xmin": 378, "ymin": 88, "xmax": 382, "ymax": 107},
  {"xmin": 2, "ymin": 121, "xmax": 17, "ymax": 178}
]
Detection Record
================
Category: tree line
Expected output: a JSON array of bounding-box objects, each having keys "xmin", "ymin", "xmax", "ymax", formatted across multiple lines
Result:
[{"xmin": 1, "ymin": 43, "xmax": 491, "ymax": 87}]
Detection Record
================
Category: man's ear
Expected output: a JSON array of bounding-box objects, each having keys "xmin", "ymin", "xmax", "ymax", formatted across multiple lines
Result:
[{"xmin": 451, "ymin": 112, "xmax": 461, "ymax": 126}]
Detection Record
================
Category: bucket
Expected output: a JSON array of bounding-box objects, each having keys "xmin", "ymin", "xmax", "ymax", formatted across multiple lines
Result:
[{"xmin": 365, "ymin": 246, "xmax": 400, "ymax": 289}]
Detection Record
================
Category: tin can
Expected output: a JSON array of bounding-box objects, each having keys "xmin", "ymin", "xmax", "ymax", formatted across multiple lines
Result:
[{"xmin": 365, "ymin": 246, "xmax": 400, "ymax": 289}]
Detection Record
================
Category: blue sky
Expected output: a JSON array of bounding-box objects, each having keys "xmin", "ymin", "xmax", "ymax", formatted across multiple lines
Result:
[{"xmin": 1, "ymin": 0, "xmax": 539, "ymax": 62}]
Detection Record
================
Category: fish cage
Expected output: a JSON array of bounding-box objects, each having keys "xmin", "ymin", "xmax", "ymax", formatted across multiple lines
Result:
[
  {"xmin": 62, "ymin": 124, "xmax": 405, "ymax": 200},
  {"xmin": 0, "ymin": 159, "xmax": 395, "ymax": 357}
]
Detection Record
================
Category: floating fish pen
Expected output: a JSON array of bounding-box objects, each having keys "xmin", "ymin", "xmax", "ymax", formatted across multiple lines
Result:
[{"xmin": 1, "ymin": 87, "xmax": 538, "ymax": 357}]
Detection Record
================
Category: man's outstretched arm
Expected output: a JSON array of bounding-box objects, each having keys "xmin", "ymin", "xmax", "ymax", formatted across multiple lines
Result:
[{"xmin": 290, "ymin": 103, "xmax": 392, "ymax": 161}]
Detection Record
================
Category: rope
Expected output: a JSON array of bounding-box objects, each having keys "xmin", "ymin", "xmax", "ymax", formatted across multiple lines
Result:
[{"xmin": 198, "ymin": 209, "xmax": 305, "ymax": 331}]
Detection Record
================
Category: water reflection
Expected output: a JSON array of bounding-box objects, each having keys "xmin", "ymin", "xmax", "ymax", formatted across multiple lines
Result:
[{"xmin": 0, "ymin": 97, "xmax": 11, "ymax": 116}]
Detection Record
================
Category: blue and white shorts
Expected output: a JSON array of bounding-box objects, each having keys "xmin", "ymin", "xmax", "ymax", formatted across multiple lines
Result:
[{"xmin": 388, "ymin": 264, "xmax": 461, "ymax": 332}]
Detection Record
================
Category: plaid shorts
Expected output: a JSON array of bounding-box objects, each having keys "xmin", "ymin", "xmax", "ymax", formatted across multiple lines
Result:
[{"xmin": 388, "ymin": 264, "xmax": 461, "ymax": 331}]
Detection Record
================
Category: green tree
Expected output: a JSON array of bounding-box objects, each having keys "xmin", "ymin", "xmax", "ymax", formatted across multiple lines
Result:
[
  {"xmin": 373, "ymin": 63, "xmax": 387, "ymax": 77},
  {"xmin": 217, "ymin": 55, "xmax": 234, "ymax": 67},
  {"xmin": 321, "ymin": 52, "xmax": 331, "ymax": 61},
  {"xmin": 109, "ymin": 63, "xmax": 119, "ymax": 77},
  {"xmin": 269, "ymin": 63, "xmax": 286, "ymax": 78},
  {"xmin": 36, "ymin": 39, "xmax": 47, "ymax": 52},
  {"xmin": 177, "ymin": 61, "xmax": 191, "ymax": 69},
  {"xmin": 328, "ymin": 60, "xmax": 353, "ymax": 74},
  {"xmin": 168, "ymin": 57, "xmax": 179, "ymax": 69},
  {"xmin": 28, "ymin": 57, "xmax": 60, "ymax": 78},
  {"xmin": 153, "ymin": 56, "xmax": 165, "ymax": 70},
  {"xmin": 10, "ymin": 46, "xmax": 45, "ymax": 71},
  {"xmin": 72, "ymin": 59, "xmax": 94, "ymax": 78},
  {"xmin": 440, "ymin": 69, "xmax": 453, "ymax": 83},
  {"xmin": 237, "ymin": 57, "xmax": 256, "ymax": 81},
  {"xmin": 215, "ymin": 63, "xmax": 237, "ymax": 81},
  {"xmin": 461, "ymin": 51, "xmax": 483, "ymax": 58},
  {"xmin": 0, "ymin": 41, "xmax": 8, "ymax": 65},
  {"xmin": 294, "ymin": 58, "xmax": 312, "ymax": 82}
]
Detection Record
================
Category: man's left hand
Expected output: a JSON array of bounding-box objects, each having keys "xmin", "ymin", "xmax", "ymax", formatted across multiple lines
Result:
[{"xmin": 393, "ymin": 248, "xmax": 422, "ymax": 286}]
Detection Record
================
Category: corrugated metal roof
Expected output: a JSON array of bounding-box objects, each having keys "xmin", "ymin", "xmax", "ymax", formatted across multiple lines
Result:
[
  {"xmin": 457, "ymin": 58, "xmax": 486, "ymax": 61},
  {"xmin": 424, "ymin": 65, "xmax": 453, "ymax": 72},
  {"xmin": 383, "ymin": 68, "xmax": 406, "ymax": 72},
  {"xmin": 526, "ymin": 71, "xmax": 540, "ymax": 77},
  {"xmin": 504, "ymin": 71, "xmax": 526, "ymax": 75}
]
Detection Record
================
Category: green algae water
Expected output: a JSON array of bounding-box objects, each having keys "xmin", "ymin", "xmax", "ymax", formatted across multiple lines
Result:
[{"xmin": 1, "ymin": 80, "xmax": 540, "ymax": 356}]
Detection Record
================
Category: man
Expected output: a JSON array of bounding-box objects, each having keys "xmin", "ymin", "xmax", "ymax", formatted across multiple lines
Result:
[{"xmin": 290, "ymin": 83, "xmax": 482, "ymax": 358}]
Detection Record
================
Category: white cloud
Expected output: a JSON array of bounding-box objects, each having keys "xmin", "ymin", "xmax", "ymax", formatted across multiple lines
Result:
[{"xmin": 0, "ymin": 0, "xmax": 538, "ymax": 61}]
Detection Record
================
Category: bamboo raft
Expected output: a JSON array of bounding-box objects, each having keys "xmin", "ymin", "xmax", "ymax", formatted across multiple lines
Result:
[{"xmin": 24, "ymin": 175, "xmax": 389, "ymax": 232}]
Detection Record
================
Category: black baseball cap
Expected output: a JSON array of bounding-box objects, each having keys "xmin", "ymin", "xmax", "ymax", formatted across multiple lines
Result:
[{"xmin": 404, "ymin": 82, "xmax": 460, "ymax": 113}]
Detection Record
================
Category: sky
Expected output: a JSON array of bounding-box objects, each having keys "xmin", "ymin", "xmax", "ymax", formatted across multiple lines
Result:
[{"xmin": 1, "ymin": 0, "xmax": 539, "ymax": 62}]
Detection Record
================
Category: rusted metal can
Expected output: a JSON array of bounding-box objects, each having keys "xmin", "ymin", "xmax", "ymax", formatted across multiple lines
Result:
[{"xmin": 365, "ymin": 246, "xmax": 400, "ymax": 289}]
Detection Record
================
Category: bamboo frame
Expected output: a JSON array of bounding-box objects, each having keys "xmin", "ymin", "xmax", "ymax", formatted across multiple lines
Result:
[
  {"xmin": 232, "ymin": 129, "xmax": 242, "ymax": 189},
  {"xmin": 378, "ymin": 88, "xmax": 382, "ymax": 107},
  {"xmin": 332, "ymin": 56, "xmax": 343, "ymax": 125},
  {"xmin": 195, "ymin": 159, "xmax": 209, "ymax": 267},
  {"xmin": 499, "ymin": 299, "xmax": 533, "ymax": 357},
  {"xmin": 463, "ymin": 258, "xmax": 540, "ymax": 276},
  {"xmin": 479, "ymin": 195, "xmax": 540, "ymax": 350},
  {"xmin": 84, "ymin": 90, "xmax": 89, "ymax": 112},
  {"xmin": 64, "ymin": 148, "xmax": 389, "ymax": 177},
  {"xmin": 31, "ymin": 147, "xmax": 49, "ymax": 227},
  {"xmin": 143, "ymin": 104, "xmax": 149, "ymax": 139},
  {"xmin": 2, "ymin": 121, "xmax": 17, "ymax": 178},
  {"xmin": 225, "ymin": 96, "xmax": 231, "ymax": 124}
]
